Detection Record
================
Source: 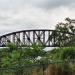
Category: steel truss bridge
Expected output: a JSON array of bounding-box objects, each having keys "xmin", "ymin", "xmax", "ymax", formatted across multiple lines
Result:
[{"xmin": 0, "ymin": 29, "xmax": 75, "ymax": 47}]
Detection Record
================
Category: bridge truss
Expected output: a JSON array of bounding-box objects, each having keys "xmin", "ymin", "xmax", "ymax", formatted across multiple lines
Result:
[{"xmin": 0, "ymin": 29, "xmax": 75, "ymax": 47}]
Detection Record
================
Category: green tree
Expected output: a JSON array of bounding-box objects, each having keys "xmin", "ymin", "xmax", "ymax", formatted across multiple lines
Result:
[
  {"xmin": 0, "ymin": 43, "xmax": 46, "ymax": 68},
  {"xmin": 24, "ymin": 43, "xmax": 46, "ymax": 60},
  {"xmin": 0, "ymin": 43, "xmax": 46, "ymax": 75},
  {"xmin": 55, "ymin": 17, "xmax": 75, "ymax": 33},
  {"xmin": 52, "ymin": 17, "xmax": 75, "ymax": 46},
  {"xmin": 47, "ymin": 47, "xmax": 75, "ymax": 61},
  {"xmin": 47, "ymin": 47, "xmax": 75, "ymax": 75}
]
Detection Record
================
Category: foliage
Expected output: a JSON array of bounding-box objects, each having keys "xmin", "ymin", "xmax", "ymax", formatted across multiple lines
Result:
[
  {"xmin": 47, "ymin": 47, "xmax": 75, "ymax": 61},
  {"xmin": 0, "ymin": 43, "xmax": 46, "ymax": 68},
  {"xmin": 52, "ymin": 17, "xmax": 75, "ymax": 46},
  {"xmin": 1, "ymin": 17, "xmax": 75, "ymax": 75},
  {"xmin": 24, "ymin": 43, "xmax": 45, "ymax": 59},
  {"xmin": 45, "ymin": 47, "xmax": 75, "ymax": 75},
  {"xmin": 55, "ymin": 17, "xmax": 75, "ymax": 33},
  {"xmin": 6, "ymin": 43, "xmax": 18, "ymax": 51}
]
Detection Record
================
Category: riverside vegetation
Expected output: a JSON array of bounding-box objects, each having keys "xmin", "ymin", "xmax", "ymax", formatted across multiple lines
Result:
[{"xmin": 1, "ymin": 17, "xmax": 75, "ymax": 75}]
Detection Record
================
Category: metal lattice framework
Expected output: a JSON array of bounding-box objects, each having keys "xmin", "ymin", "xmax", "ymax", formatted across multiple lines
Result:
[{"xmin": 0, "ymin": 29, "xmax": 75, "ymax": 47}]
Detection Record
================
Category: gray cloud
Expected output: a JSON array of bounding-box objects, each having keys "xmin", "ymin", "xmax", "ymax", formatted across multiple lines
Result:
[
  {"xmin": 22, "ymin": 0, "xmax": 75, "ymax": 9},
  {"xmin": 0, "ymin": 0, "xmax": 75, "ymax": 35},
  {"xmin": 0, "ymin": 0, "xmax": 75, "ymax": 10}
]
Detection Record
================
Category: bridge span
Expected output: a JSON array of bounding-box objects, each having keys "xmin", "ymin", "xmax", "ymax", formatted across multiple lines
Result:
[{"xmin": 0, "ymin": 29, "xmax": 75, "ymax": 47}]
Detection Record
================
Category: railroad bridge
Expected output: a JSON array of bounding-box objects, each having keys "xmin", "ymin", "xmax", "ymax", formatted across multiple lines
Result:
[{"xmin": 0, "ymin": 29, "xmax": 75, "ymax": 47}]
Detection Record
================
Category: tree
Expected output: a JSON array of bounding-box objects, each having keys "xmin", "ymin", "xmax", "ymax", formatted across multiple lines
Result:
[
  {"xmin": 45, "ymin": 47, "xmax": 75, "ymax": 75},
  {"xmin": 53, "ymin": 17, "xmax": 75, "ymax": 46},
  {"xmin": 22, "ymin": 43, "xmax": 46, "ymax": 62},
  {"xmin": 0, "ymin": 43, "xmax": 46, "ymax": 75},
  {"xmin": 48, "ymin": 47, "xmax": 75, "ymax": 61},
  {"xmin": 55, "ymin": 17, "xmax": 75, "ymax": 33},
  {"xmin": 0, "ymin": 43, "xmax": 46, "ymax": 68}
]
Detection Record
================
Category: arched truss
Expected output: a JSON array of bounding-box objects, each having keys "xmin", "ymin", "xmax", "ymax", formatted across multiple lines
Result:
[{"xmin": 0, "ymin": 29, "xmax": 75, "ymax": 47}]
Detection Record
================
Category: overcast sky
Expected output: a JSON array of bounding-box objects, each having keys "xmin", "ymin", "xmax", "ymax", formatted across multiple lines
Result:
[{"xmin": 0, "ymin": 0, "xmax": 75, "ymax": 35}]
